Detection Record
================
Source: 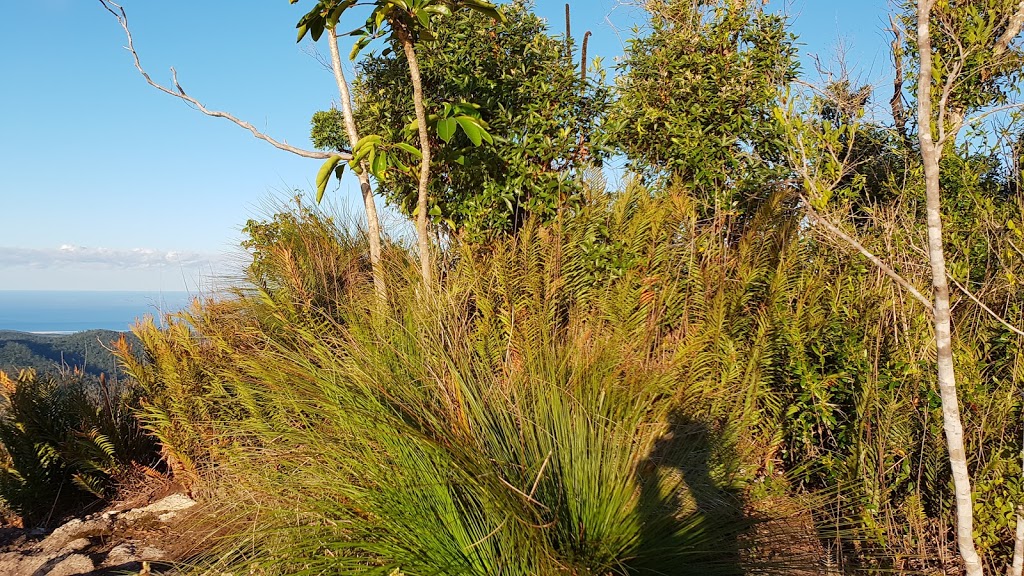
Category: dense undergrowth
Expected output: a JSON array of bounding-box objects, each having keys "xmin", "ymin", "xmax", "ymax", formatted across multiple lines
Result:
[
  {"xmin": 101, "ymin": 178, "xmax": 1021, "ymax": 574},
  {"xmin": 0, "ymin": 367, "xmax": 158, "ymax": 526},
  {"xmin": 0, "ymin": 177, "xmax": 1017, "ymax": 571}
]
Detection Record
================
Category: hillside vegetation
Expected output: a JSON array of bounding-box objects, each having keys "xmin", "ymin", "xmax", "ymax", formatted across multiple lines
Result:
[
  {"xmin": 2, "ymin": 0, "xmax": 1019, "ymax": 574},
  {"xmin": 0, "ymin": 330, "xmax": 136, "ymax": 381}
]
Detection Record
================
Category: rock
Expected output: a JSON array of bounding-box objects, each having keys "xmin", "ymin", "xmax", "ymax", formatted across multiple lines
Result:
[
  {"xmin": 45, "ymin": 553, "xmax": 94, "ymax": 576},
  {"xmin": 0, "ymin": 553, "xmax": 34, "ymax": 576},
  {"xmin": 62, "ymin": 538, "xmax": 91, "ymax": 554},
  {"xmin": 105, "ymin": 542, "xmax": 137, "ymax": 566},
  {"xmin": 139, "ymin": 546, "xmax": 167, "ymax": 560},
  {"xmin": 40, "ymin": 516, "xmax": 114, "ymax": 554},
  {"xmin": 0, "ymin": 491, "xmax": 195, "ymax": 574},
  {"xmin": 121, "ymin": 494, "xmax": 196, "ymax": 524}
]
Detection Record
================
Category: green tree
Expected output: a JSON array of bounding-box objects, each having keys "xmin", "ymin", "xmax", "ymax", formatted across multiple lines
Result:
[
  {"xmin": 781, "ymin": 1, "xmax": 1024, "ymax": 571},
  {"xmin": 912, "ymin": 1, "xmax": 1024, "ymax": 572},
  {"xmin": 293, "ymin": 0, "xmax": 503, "ymax": 288},
  {"xmin": 314, "ymin": 1, "xmax": 611, "ymax": 242},
  {"xmin": 609, "ymin": 0, "xmax": 797, "ymax": 213}
]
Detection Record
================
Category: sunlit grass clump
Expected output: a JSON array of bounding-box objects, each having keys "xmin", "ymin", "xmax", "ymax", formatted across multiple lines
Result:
[{"xmin": 119, "ymin": 189, "xmax": 822, "ymax": 575}]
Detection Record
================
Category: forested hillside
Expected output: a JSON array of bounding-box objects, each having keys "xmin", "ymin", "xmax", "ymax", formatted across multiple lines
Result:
[{"xmin": 0, "ymin": 330, "xmax": 133, "ymax": 379}]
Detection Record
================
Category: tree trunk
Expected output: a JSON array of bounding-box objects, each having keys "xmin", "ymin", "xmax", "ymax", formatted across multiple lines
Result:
[
  {"xmin": 328, "ymin": 30, "xmax": 387, "ymax": 302},
  {"xmin": 397, "ymin": 26, "xmax": 433, "ymax": 290},
  {"xmin": 915, "ymin": 2, "xmax": 984, "ymax": 574},
  {"xmin": 1011, "ymin": 513, "xmax": 1024, "ymax": 576}
]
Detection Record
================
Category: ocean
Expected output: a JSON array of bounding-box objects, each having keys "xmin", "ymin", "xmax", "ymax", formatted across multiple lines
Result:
[{"xmin": 0, "ymin": 291, "xmax": 195, "ymax": 333}]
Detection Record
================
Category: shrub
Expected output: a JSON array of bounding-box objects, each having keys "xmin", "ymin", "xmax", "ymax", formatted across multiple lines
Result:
[{"xmin": 0, "ymin": 367, "xmax": 158, "ymax": 526}]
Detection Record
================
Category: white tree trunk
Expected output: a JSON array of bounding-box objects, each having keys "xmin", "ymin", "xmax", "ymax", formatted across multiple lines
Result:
[
  {"xmin": 399, "ymin": 28, "xmax": 433, "ymax": 290},
  {"xmin": 1010, "ymin": 513, "xmax": 1024, "ymax": 576},
  {"xmin": 915, "ymin": 2, "xmax": 984, "ymax": 574},
  {"xmin": 328, "ymin": 30, "xmax": 387, "ymax": 302}
]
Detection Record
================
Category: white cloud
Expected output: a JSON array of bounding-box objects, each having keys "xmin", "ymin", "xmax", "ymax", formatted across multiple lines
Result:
[
  {"xmin": 0, "ymin": 246, "xmax": 238, "ymax": 292},
  {"xmin": 0, "ymin": 245, "xmax": 218, "ymax": 271}
]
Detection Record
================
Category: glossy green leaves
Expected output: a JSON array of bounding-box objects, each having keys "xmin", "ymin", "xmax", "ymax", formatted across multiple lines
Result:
[{"xmin": 315, "ymin": 155, "xmax": 344, "ymax": 203}]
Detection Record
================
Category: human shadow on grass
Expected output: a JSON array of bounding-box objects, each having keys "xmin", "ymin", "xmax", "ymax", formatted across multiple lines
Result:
[{"xmin": 630, "ymin": 411, "xmax": 749, "ymax": 576}]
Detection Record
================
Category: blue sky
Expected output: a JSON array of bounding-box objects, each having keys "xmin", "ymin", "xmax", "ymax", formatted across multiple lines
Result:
[{"xmin": 0, "ymin": 0, "xmax": 891, "ymax": 291}]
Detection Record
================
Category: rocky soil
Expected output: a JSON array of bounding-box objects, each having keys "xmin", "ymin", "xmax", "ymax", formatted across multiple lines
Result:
[{"xmin": 0, "ymin": 492, "xmax": 196, "ymax": 576}]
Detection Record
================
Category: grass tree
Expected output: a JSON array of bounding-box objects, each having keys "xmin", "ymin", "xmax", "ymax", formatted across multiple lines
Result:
[{"xmin": 292, "ymin": 0, "xmax": 503, "ymax": 290}]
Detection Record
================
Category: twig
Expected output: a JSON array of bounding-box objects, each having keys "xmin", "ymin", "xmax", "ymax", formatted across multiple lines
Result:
[
  {"xmin": 889, "ymin": 14, "xmax": 909, "ymax": 144},
  {"xmin": 98, "ymin": 0, "xmax": 347, "ymax": 161},
  {"xmin": 946, "ymin": 274, "xmax": 1024, "ymax": 337},
  {"xmin": 528, "ymin": 450, "xmax": 553, "ymax": 499},
  {"xmin": 464, "ymin": 516, "xmax": 508, "ymax": 552},
  {"xmin": 800, "ymin": 195, "xmax": 934, "ymax": 312},
  {"xmin": 496, "ymin": 475, "xmax": 549, "ymax": 511}
]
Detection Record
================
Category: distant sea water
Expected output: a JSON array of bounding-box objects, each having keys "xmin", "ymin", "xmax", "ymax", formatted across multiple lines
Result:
[{"xmin": 0, "ymin": 291, "xmax": 195, "ymax": 333}]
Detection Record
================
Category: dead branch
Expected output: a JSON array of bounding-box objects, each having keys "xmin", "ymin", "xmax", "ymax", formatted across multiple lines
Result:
[
  {"xmin": 98, "ymin": 0, "xmax": 347, "ymax": 161},
  {"xmin": 889, "ymin": 14, "xmax": 909, "ymax": 143},
  {"xmin": 800, "ymin": 195, "xmax": 934, "ymax": 312},
  {"xmin": 946, "ymin": 274, "xmax": 1024, "ymax": 338}
]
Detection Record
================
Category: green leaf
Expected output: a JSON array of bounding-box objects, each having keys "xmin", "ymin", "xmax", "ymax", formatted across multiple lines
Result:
[
  {"xmin": 416, "ymin": 8, "xmax": 431, "ymax": 29},
  {"xmin": 428, "ymin": 205, "xmax": 442, "ymax": 217},
  {"xmin": 350, "ymin": 34, "xmax": 372, "ymax": 60},
  {"xmin": 354, "ymin": 134, "xmax": 383, "ymax": 150},
  {"xmin": 455, "ymin": 116, "xmax": 483, "ymax": 146},
  {"xmin": 352, "ymin": 142, "xmax": 374, "ymax": 165},
  {"xmin": 424, "ymin": 4, "xmax": 451, "ymax": 16},
  {"xmin": 315, "ymin": 155, "xmax": 343, "ymax": 203},
  {"xmin": 296, "ymin": 23, "xmax": 309, "ymax": 43},
  {"xmin": 311, "ymin": 19, "xmax": 326, "ymax": 42},
  {"xmin": 437, "ymin": 118, "xmax": 457, "ymax": 143},
  {"xmin": 327, "ymin": 1, "xmax": 356, "ymax": 28},
  {"xmin": 394, "ymin": 142, "xmax": 423, "ymax": 158},
  {"xmin": 462, "ymin": 0, "xmax": 503, "ymax": 22},
  {"xmin": 371, "ymin": 150, "xmax": 388, "ymax": 179}
]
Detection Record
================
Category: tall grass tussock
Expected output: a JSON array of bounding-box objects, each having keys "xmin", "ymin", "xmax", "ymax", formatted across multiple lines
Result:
[{"xmin": 114, "ymin": 181, "xmax": 1022, "ymax": 574}]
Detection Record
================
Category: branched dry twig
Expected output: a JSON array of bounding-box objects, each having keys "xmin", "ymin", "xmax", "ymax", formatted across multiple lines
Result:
[
  {"xmin": 98, "ymin": 0, "xmax": 347, "ymax": 161},
  {"xmin": 946, "ymin": 274, "xmax": 1024, "ymax": 338},
  {"xmin": 800, "ymin": 195, "xmax": 935, "ymax": 312}
]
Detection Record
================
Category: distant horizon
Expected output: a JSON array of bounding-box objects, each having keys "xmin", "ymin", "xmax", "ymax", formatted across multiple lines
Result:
[
  {"xmin": 0, "ymin": 289, "xmax": 194, "ymax": 293},
  {"xmin": 0, "ymin": 290, "xmax": 197, "ymax": 333}
]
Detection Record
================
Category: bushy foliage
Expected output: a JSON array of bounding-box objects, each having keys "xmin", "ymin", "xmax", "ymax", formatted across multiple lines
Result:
[
  {"xmin": 101, "ymin": 0, "xmax": 1024, "ymax": 572},
  {"xmin": 311, "ymin": 0, "xmax": 611, "ymax": 241},
  {"xmin": 124, "ymin": 170, "xmax": 1024, "ymax": 572},
  {"xmin": 122, "ymin": 189, "xmax": 856, "ymax": 575},
  {"xmin": 609, "ymin": 0, "xmax": 797, "ymax": 213},
  {"xmin": 0, "ymin": 367, "xmax": 158, "ymax": 526}
]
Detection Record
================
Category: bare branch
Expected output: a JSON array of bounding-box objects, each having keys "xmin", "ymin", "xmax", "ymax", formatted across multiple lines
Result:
[
  {"xmin": 98, "ymin": 0, "xmax": 347, "ymax": 161},
  {"xmin": 800, "ymin": 195, "xmax": 934, "ymax": 312},
  {"xmin": 946, "ymin": 274, "xmax": 1024, "ymax": 338},
  {"xmin": 964, "ymin": 100, "xmax": 1024, "ymax": 128},
  {"xmin": 994, "ymin": 1, "xmax": 1024, "ymax": 57},
  {"xmin": 889, "ymin": 14, "xmax": 909, "ymax": 144}
]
